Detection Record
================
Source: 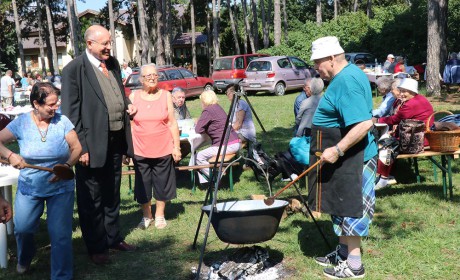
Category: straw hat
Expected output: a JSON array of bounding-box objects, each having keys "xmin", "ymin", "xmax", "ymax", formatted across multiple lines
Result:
[
  {"xmin": 310, "ymin": 36, "xmax": 345, "ymax": 61},
  {"xmin": 398, "ymin": 78, "xmax": 418, "ymax": 94}
]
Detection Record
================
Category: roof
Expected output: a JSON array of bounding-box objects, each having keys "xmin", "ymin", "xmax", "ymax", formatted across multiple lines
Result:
[
  {"xmin": 22, "ymin": 37, "xmax": 67, "ymax": 50},
  {"xmin": 172, "ymin": 33, "xmax": 207, "ymax": 46}
]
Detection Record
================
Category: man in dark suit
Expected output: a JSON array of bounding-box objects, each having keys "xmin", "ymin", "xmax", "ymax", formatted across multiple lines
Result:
[{"xmin": 61, "ymin": 25, "xmax": 137, "ymax": 265}]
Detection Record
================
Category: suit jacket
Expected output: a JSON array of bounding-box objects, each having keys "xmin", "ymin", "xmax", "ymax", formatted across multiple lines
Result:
[{"xmin": 61, "ymin": 52, "xmax": 133, "ymax": 168}]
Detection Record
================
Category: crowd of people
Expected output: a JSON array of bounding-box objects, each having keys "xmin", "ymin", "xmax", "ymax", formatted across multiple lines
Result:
[{"xmin": 0, "ymin": 24, "xmax": 440, "ymax": 280}]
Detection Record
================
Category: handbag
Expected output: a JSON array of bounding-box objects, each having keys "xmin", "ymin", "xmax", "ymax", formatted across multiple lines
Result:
[
  {"xmin": 398, "ymin": 119, "xmax": 425, "ymax": 154},
  {"xmin": 289, "ymin": 136, "xmax": 310, "ymax": 165}
]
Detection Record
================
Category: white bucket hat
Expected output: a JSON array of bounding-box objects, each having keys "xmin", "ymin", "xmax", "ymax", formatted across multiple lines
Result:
[
  {"xmin": 398, "ymin": 78, "xmax": 418, "ymax": 94},
  {"xmin": 310, "ymin": 36, "xmax": 345, "ymax": 61}
]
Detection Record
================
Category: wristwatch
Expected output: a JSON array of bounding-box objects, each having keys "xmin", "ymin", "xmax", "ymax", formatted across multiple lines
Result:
[{"xmin": 335, "ymin": 145, "xmax": 344, "ymax": 157}]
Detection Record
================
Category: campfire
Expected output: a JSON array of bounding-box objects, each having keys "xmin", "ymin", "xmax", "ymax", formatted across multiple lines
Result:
[{"xmin": 192, "ymin": 246, "xmax": 292, "ymax": 280}]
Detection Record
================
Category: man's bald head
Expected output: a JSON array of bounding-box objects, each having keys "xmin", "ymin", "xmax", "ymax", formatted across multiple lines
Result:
[{"xmin": 84, "ymin": 25, "xmax": 110, "ymax": 41}]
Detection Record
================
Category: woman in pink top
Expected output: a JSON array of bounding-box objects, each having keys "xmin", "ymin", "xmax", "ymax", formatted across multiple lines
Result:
[{"xmin": 129, "ymin": 64, "xmax": 181, "ymax": 230}]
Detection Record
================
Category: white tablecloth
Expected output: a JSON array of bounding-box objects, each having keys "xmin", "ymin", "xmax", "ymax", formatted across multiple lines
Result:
[
  {"xmin": 181, "ymin": 132, "xmax": 211, "ymax": 166},
  {"xmin": 0, "ymin": 165, "xmax": 19, "ymax": 268},
  {"xmin": 2, "ymin": 106, "xmax": 33, "ymax": 119},
  {"xmin": 365, "ymin": 72, "xmax": 392, "ymax": 83}
]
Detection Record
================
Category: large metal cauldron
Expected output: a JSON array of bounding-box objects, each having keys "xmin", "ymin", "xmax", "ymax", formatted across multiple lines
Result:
[{"xmin": 202, "ymin": 199, "xmax": 288, "ymax": 244}]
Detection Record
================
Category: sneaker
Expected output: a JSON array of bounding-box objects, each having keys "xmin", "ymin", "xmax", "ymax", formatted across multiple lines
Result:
[
  {"xmin": 323, "ymin": 260, "xmax": 365, "ymax": 279},
  {"xmin": 315, "ymin": 245, "xmax": 345, "ymax": 267},
  {"xmin": 387, "ymin": 176, "xmax": 397, "ymax": 185},
  {"xmin": 137, "ymin": 217, "xmax": 153, "ymax": 230},
  {"xmin": 374, "ymin": 177, "xmax": 389, "ymax": 190},
  {"xmin": 17, "ymin": 263, "xmax": 29, "ymax": 274}
]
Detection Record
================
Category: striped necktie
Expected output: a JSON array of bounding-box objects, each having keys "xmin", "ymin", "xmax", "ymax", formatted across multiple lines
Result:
[{"xmin": 100, "ymin": 61, "xmax": 109, "ymax": 78}]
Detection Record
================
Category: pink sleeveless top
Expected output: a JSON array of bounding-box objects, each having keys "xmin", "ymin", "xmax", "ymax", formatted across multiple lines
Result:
[{"xmin": 131, "ymin": 90, "xmax": 173, "ymax": 158}]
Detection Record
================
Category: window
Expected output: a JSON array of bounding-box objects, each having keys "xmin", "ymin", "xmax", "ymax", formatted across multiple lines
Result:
[
  {"xmin": 179, "ymin": 68, "xmax": 194, "ymax": 78},
  {"xmin": 277, "ymin": 58, "xmax": 291, "ymax": 69},
  {"xmin": 234, "ymin": 57, "xmax": 244, "ymax": 69},
  {"xmin": 213, "ymin": 58, "xmax": 233, "ymax": 70},
  {"xmin": 246, "ymin": 61, "xmax": 271, "ymax": 72},
  {"xmin": 166, "ymin": 69, "xmax": 182, "ymax": 80},
  {"xmin": 290, "ymin": 57, "xmax": 308, "ymax": 69},
  {"xmin": 158, "ymin": 71, "xmax": 167, "ymax": 81},
  {"xmin": 58, "ymin": 53, "xmax": 63, "ymax": 67}
]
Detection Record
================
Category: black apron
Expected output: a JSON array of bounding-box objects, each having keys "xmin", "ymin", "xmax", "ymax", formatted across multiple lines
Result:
[{"xmin": 308, "ymin": 125, "xmax": 366, "ymax": 218}]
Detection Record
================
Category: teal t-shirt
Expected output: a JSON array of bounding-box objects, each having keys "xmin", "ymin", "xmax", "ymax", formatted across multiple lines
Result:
[
  {"xmin": 313, "ymin": 63, "xmax": 377, "ymax": 161},
  {"xmin": 7, "ymin": 112, "xmax": 75, "ymax": 197}
]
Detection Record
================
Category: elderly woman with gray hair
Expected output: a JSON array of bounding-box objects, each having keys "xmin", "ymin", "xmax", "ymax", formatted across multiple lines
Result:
[
  {"xmin": 295, "ymin": 77, "xmax": 324, "ymax": 137},
  {"xmin": 372, "ymin": 77, "xmax": 396, "ymax": 118}
]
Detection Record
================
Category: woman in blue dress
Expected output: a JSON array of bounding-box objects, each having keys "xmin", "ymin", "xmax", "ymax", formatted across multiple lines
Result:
[{"xmin": 0, "ymin": 82, "xmax": 81, "ymax": 279}]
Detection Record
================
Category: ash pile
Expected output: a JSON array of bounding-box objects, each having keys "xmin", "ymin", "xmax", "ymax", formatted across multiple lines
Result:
[{"xmin": 193, "ymin": 246, "xmax": 291, "ymax": 280}]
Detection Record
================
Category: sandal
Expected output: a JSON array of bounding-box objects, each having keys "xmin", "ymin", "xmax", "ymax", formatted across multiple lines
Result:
[{"xmin": 155, "ymin": 216, "xmax": 167, "ymax": 229}]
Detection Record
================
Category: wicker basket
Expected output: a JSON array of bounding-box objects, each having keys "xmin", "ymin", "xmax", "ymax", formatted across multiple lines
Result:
[{"xmin": 425, "ymin": 111, "xmax": 460, "ymax": 152}]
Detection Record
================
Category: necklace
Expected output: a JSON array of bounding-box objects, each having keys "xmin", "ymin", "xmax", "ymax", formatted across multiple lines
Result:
[{"xmin": 32, "ymin": 113, "xmax": 49, "ymax": 142}]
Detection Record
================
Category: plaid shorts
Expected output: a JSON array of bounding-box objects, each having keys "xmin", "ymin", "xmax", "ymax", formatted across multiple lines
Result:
[{"xmin": 331, "ymin": 157, "xmax": 377, "ymax": 237}]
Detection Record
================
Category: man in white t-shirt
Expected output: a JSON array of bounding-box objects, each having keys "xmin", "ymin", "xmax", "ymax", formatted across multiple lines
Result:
[{"xmin": 0, "ymin": 70, "xmax": 15, "ymax": 107}]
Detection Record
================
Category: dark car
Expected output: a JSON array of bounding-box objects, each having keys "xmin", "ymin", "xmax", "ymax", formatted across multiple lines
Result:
[
  {"xmin": 345, "ymin": 53, "xmax": 377, "ymax": 68},
  {"xmin": 124, "ymin": 65, "xmax": 214, "ymax": 97},
  {"xmin": 240, "ymin": 56, "xmax": 317, "ymax": 96}
]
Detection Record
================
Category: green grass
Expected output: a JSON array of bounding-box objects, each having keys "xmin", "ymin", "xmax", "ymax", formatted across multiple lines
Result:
[{"xmin": 0, "ymin": 89, "xmax": 459, "ymax": 279}]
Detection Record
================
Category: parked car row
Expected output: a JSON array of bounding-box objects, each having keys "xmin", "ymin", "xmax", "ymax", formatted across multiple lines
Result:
[{"xmin": 123, "ymin": 54, "xmax": 317, "ymax": 97}]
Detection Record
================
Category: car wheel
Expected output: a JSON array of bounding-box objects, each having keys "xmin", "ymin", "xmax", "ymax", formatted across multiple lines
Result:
[
  {"xmin": 274, "ymin": 82, "xmax": 286, "ymax": 96},
  {"xmin": 204, "ymin": 84, "xmax": 213, "ymax": 91}
]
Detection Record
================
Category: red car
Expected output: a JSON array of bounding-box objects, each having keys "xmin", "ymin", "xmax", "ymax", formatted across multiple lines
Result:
[{"xmin": 123, "ymin": 66, "xmax": 214, "ymax": 97}]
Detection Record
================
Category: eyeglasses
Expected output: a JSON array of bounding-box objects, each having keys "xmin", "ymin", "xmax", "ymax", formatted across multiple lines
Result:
[
  {"xmin": 142, "ymin": 74, "xmax": 158, "ymax": 79},
  {"xmin": 90, "ymin": 40, "xmax": 113, "ymax": 47}
]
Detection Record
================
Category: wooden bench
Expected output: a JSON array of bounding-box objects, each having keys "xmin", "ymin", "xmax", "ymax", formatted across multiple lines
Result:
[
  {"xmin": 395, "ymin": 149, "xmax": 460, "ymax": 200},
  {"xmin": 122, "ymin": 161, "xmax": 239, "ymax": 193}
]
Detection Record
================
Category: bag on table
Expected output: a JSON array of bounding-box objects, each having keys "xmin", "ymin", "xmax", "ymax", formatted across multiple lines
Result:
[{"xmin": 398, "ymin": 119, "xmax": 425, "ymax": 154}]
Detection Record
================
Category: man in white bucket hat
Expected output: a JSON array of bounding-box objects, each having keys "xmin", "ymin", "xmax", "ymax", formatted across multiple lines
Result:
[{"xmin": 307, "ymin": 36, "xmax": 377, "ymax": 279}]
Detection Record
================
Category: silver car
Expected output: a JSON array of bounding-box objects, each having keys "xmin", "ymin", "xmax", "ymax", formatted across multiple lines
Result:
[{"xmin": 241, "ymin": 56, "xmax": 316, "ymax": 96}]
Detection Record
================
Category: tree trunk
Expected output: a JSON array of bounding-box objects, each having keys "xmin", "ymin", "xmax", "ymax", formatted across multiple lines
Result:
[
  {"xmin": 334, "ymin": 0, "xmax": 338, "ymax": 19},
  {"xmin": 155, "ymin": 0, "xmax": 166, "ymax": 65},
  {"xmin": 282, "ymin": 0, "xmax": 288, "ymax": 42},
  {"xmin": 137, "ymin": 0, "xmax": 149, "ymax": 65},
  {"xmin": 191, "ymin": 0, "xmax": 197, "ymax": 74},
  {"xmin": 12, "ymin": 0, "xmax": 26, "ymax": 75},
  {"xmin": 207, "ymin": 7, "xmax": 212, "ymax": 75},
  {"xmin": 44, "ymin": 0, "xmax": 58, "ymax": 74},
  {"xmin": 353, "ymin": 0, "xmax": 358, "ymax": 12},
  {"xmin": 367, "ymin": 0, "xmax": 372, "ymax": 18},
  {"xmin": 37, "ymin": 1, "xmax": 47, "ymax": 77},
  {"xmin": 260, "ymin": 0, "xmax": 269, "ymax": 49},
  {"xmin": 108, "ymin": 0, "xmax": 117, "ymax": 59},
  {"xmin": 212, "ymin": 0, "xmax": 220, "ymax": 59},
  {"xmin": 130, "ymin": 2, "xmax": 140, "ymax": 66},
  {"xmin": 426, "ymin": 0, "xmax": 448, "ymax": 97},
  {"xmin": 242, "ymin": 0, "xmax": 255, "ymax": 52},
  {"xmin": 274, "ymin": 0, "xmax": 281, "ymax": 46},
  {"xmin": 227, "ymin": 0, "xmax": 240, "ymax": 54},
  {"xmin": 316, "ymin": 0, "xmax": 322, "ymax": 25},
  {"xmin": 66, "ymin": 0, "xmax": 81, "ymax": 57},
  {"xmin": 164, "ymin": 0, "xmax": 172, "ymax": 65},
  {"xmin": 251, "ymin": 0, "xmax": 258, "ymax": 51}
]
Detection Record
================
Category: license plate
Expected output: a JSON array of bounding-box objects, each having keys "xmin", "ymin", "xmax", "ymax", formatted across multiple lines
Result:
[
  {"xmin": 216, "ymin": 81, "xmax": 224, "ymax": 85},
  {"xmin": 249, "ymin": 84, "xmax": 261, "ymax": 88}
]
